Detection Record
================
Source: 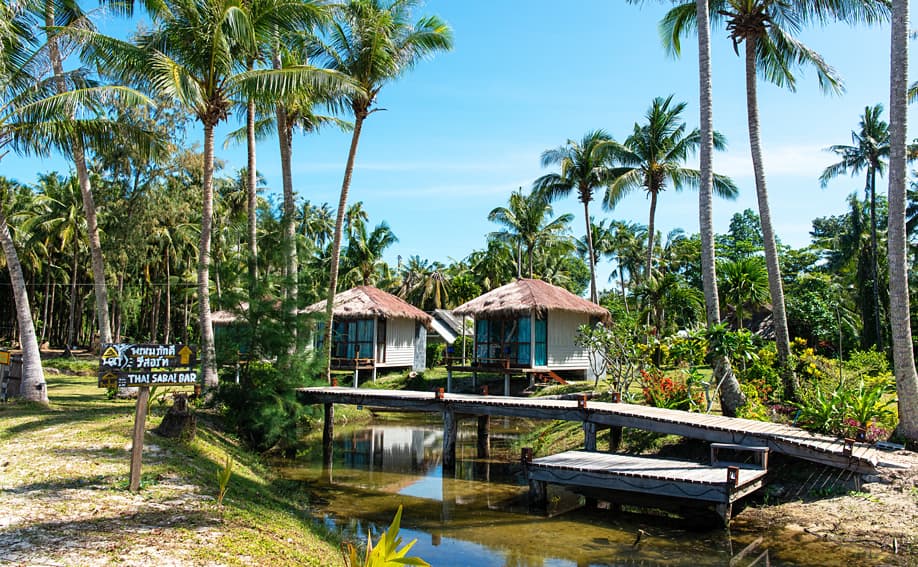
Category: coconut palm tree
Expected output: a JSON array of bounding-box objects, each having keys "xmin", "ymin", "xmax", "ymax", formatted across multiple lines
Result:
[
  {"xmin": 605, "ymin": 95, "xmax": 737, "ymax": 279},
  {"xmin": 487, "ymin": 187, "xmax": 573, "ymax": 279},
  {"xmin": 661, "ymin": 0, "xmax": 888, "ymax": 401},
  {"xmin": 342, "ymin": 220, "xmax": 398, "ymax": 286},
  {"xmin": 887, "ymin": 0, "xmax": 918, "ymax": 442},
  {"xmin": 311, "ymin": 0, "xmax": 452, "ymax": 379},
  {"xmin": 820, "ymin": 104, "xmax": 889, "ymax": 350},
  {"xmin": 719, "ymin": 257, "xmax": 769, "ymax": 330},
  {"xmin": 81, "ymin": 0, "xmax": 352, "ymax": 388},
  {"xmin": 0, "ymin": 178, "xmax": 47, "ymax": 404},
  {"xmin": 0, "ymin": 7, "xmax": 145, "ymax": 403},
  {"xmin": 533, "ymin": 130, "xmax": 618, "ymax": 303}
]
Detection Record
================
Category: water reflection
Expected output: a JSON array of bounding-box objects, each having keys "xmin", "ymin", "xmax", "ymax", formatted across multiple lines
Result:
[{"xmin": 281, "ymin": 415, "xmax": 892, "ymax": 566}]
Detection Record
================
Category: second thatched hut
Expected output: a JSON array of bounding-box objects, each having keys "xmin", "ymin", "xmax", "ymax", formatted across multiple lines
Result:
[{"xmin": 452, "ymin": 278, "xmax": 610, "ymax": 382}]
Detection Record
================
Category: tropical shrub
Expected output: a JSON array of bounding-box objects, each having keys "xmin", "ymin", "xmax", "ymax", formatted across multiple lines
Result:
[
  {"xmin": 664, "ymin": 328, "xmax": 707, "ymax": 367},
  {"xmin": 640, "ymin": 367, "xmax": 702, "ymax": 411},
  {"xmin": 575, "ymin": 322, "xmax": 641, "ymax": 392},
  {"xmin": 215, "ymin": 357, "xmax": 323, "ymax": 453},
  {"xmin": 844, "ymin": 348, "xmax": 892, "ymax": 385},
  {"xmin": 795, "ymin": 377, "xmax": 897, "ymax": 441},
  {"xmin": 426, "ymin": 342, "xmax": 445, "ymax": 367}
]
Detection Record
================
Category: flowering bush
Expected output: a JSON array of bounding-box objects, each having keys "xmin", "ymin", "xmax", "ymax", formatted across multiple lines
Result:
[{"xmin": 640, "ymin": 367, "xmax": 703, "ymax": 411}]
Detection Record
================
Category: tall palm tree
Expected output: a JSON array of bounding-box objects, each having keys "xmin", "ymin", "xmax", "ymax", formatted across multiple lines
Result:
[
  {"xmin": 311, "ymin": 0, "xmax": 452, "ymax": 379},
  {"xmin": 887, "ymin": 0, "xmax": 918, "ymax": 442},
  {"xmin": 533, "ymin": 130, "xmax": 618, "ymax": 303},
  {"xmin": 487, "ymin": 187, "xmax": 573, "ymax": 279},
  {"xmin": 820, "ymin": 104, "xmax": 889, "ymax": 350},
  {"xmin": 605, "ymin": 95, "xmax": 737, "ymax": 279},
  {"xmin": 83, "ymin": 0, "xmax": 349, "ymax": 388},
  {"xmin": 692, "ymin": 0, "xmax": 744, "ymax": 415},
  {"xmin": 0, "ymin": 7, "xmax": 144, "ymax": 403},
  {"xmin": 37, "ymin": 0, "xmax": 122, "ymax": 348},
  {"xmin": 342, "ymin": 220, "xmax": 398, "ymax": 286},
  {"xmin": 661, "ymin": 0, "xmax": 888, "ymax": 401}
]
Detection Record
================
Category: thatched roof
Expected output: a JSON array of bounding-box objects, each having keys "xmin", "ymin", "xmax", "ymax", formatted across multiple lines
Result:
[
  {"xmin": 453, "ymin": 279, "xmax": 610, "ymax": 321},
  {"xmin": 302, "ymin": 286, "xmax": 433, "ymax": 327},
  {"xmin": 211, "ymin": 302, "xmax": 248, "ymax": 325}
]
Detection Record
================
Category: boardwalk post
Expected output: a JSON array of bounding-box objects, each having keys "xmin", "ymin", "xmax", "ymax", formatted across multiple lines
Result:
[
  {"xmin": 522, "ymin": 448, "xmax": 546, "ymax": 512},
  {"xmin": 583, "ymin": 421, "xmax": 597, "ymax": 452},
  {"xmin": 504, "ymin": 373, "xmax": 510, "ymax": 396},
  {"xmin": 477, "ymin": 415, "xmax": 490, "ymax": 458},
  {"xmin": 443, "ymin": 407, "xmax": 457, "ymax": 474},
  {"xmin": 322, "ymin": 403, "xmax": 334, "ymax": 471},
  {"xmin": 446, "ymin": 368, "xmax": 452, "ymax": 393}
]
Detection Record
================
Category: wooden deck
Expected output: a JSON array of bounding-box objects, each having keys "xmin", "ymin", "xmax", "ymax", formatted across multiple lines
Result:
[
  {"xmin": 298, "ymin": 387, "xmax": 881, "ymax": 474},
  {"xmin": 525, "ymin": 450, "xmax": 768, "ymax": 522}
]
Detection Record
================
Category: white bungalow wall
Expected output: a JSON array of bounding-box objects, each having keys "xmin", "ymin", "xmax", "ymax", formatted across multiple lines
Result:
[
  {"xmin": 545, "ymin": 311, "xmax": 592, "ymax": 370},
  {"xmin": 377, "ymin": 318, "xmax": 417, "ymax": 368}
]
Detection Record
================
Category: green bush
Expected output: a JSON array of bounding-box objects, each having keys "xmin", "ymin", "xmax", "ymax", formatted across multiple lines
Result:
[
  {"xmin": 215, "ymin": 357, "xmax": 323, "ymax": 453},
  {"xmin": 426, "ymin": 342, "xmax": 445, "ymax": 367}
]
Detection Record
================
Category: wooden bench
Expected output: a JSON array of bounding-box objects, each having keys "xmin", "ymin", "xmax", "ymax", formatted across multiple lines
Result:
[{"xmin": 710, "ymin": 443, "xmax": 769, "ymax": 470}]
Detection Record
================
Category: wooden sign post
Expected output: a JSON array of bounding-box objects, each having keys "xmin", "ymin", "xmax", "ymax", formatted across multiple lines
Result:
[{"xmin": 98, "ymin": 343, "xmax": 199, "ymax": 491}]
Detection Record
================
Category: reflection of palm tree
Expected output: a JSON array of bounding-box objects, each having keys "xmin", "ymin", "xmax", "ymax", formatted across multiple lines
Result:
[
  {"xmin": 719, "ymin": 257, "xmax": 769, "ymax": 330},
  {"xmin": 605, "ymin": 95, "xmax": 736, "ymax": 278},
  {"xmin": 820, "ymin": 104, "xmax": 889, "ymax": 349},
  {"xmin": 662, "ymin": 0, "xmax": 887, "ymax": 401},
  {"xmin": 534, "ymin": 130, "xmax": 617, "ymax": 302},
  {"xmin": 488, "ymin": 187, "xmax": 573, "ymax": 279}
]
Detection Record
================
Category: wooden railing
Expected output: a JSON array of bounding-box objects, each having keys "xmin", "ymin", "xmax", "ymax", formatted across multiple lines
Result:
[{"xmin": 330, "ymin": 357, "xmax": 375, "ymax": 370}]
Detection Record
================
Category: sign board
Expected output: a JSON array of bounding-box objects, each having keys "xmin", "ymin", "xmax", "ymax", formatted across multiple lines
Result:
[
  {"xmin": 98, "ymin": 343, "xmax": 198, "ymax": 388},
  {"xmin": 0, "ymin": 351, "xmax": 9, "ymax": 365}
]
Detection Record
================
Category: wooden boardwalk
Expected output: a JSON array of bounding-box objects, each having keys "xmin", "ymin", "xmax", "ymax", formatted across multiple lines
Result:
[
  {"xmin": 299, "ymin": 387, "xmax": 881, "ymax": 474},
  {"xmin": 525, "ymin": 450, "xmax": 768, "ymax": 522}
]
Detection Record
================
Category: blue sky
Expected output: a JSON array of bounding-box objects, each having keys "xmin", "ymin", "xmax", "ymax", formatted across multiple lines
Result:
[{"xmin": 9, "ymin": 1, "xmax": 916, "ymax": 293}]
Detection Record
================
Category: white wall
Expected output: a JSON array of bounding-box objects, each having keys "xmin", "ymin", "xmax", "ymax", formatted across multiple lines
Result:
[
  {"xmin": 546, "ymin": 311, "xmax": 591, "ymax": 370},
  {"xmin": 378, "ymin": 318, "xmax": 416, "ymax": 368}
]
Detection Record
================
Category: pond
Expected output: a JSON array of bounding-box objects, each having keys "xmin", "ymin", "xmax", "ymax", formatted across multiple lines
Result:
[{"xmin": 278, "ymin": 414, "xmax": 891, "ymax": 566}]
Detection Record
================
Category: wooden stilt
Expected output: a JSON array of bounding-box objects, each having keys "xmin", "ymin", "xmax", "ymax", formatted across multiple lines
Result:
[
  {"xmin": 477, "ymin": 415, "xmax": 490, "ymax": 458},
  {"xmin": 610, "ymin": 426, "xmax": 623, "ymax": 452},
  {"xmin": 504, "ymin": 373, "xmax": 510, "ymax": 396},
  {"xmin": 583, "ymin": 422, "xmax": 597, "ymax": 452},
  {"xmin": 442, "ymin": 408, "xmax": 457, "ymax": 474},
  {"xmin": 529, "ymin": 479, "xmax": 547, "ymax": 512},
  {"xmin": 322, "ymin": 403, "xmax": 334, "ymax": 471},
  {"xmin": 446, "ymin": 369, "xmax": 452, "ymax": 393}
]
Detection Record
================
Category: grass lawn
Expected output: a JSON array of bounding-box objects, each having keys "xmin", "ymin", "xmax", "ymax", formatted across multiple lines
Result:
[{"xmin": 0, "ymin": 361, "xmax": 343, "ymax": 566}]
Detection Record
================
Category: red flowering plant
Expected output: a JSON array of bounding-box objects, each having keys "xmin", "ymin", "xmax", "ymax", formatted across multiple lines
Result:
[{"xmin": 640, "ymin": 367, "xmax": 703, "ymax": 411}]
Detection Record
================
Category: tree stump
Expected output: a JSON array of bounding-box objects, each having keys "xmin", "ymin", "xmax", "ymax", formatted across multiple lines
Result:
[{"xmin": 154, "ymin": 393, "xmax": 196, "ymax": 440}]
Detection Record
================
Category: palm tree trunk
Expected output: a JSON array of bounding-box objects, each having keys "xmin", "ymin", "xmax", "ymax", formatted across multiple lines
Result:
[
  {"xmin": 744, "ymin": 38, "xmax": 796, "ymax": 401},
  {"xmin": 869, "ymin": 166, "xmax": 882, "ymax": 349},
  {"xmin": 887, "ymin": 0, "xmax": 918, "ymax": 443},
  {"xmin": 325, "ymin": 112, "xmax": 366, "ymax": 380},
  {"xmin": 199, "ymin": 122, "xmax": 218, "ymax": 389},
  {"xmin": 45, "ymin": 6, "xmax": 112, "ymax": 347},
  {"xmin": 528, "ymin": 245, "xmax": 534, "ymax": 279},
  {"xmin": 645, "ymin": 190, "xmax": 658, "ymax": 279},
  {"xmin": 246, "ymin": 60, "xmax": 259, "ymax": 287},
  {"xmin": 697, "ymin": 0, "xmax": 743, "ymax": 416},
  {"xmin": 0, "ymin": 210, "xmax": 47, "ymax": 403},
  {"xmin": 277, "ymin": 102, "xmax": 299, "ymax": 349},
  {"xmin": 40, "ymin": 274, "xmax": 50, "ymax": 344},
  {"xmin": 66, "ymin": 244, "xmax": 77, "ymax": 354},
  {"xmin": 164, "ymin": 248, "xmax": 172, "ymax": 344},
  {"xmin": 618, "ymin": 258, "xmax": 629, "ymax": 314},
  {"xmin": 582, "ymin": 199, "xmax": 598, "ymax": 303}
]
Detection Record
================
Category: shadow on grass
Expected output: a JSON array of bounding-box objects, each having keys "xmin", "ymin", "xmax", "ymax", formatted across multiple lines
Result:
[
  {"xmin": 4, "ymin": 473, "xmax": 119, "ymax": 494},
  {"xmin": 0, "ymin": 508, "xmax": 219, "ymax": 556}
]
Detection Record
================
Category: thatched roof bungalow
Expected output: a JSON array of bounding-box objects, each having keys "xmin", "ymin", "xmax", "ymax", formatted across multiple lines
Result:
[
  {"xmin": 303, "ymin": 286, "xmax": 433, "ymax": 373},
  {"xmin": 453, "ymin": 279, "xmax": 609, "ymax": 380}
]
